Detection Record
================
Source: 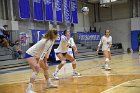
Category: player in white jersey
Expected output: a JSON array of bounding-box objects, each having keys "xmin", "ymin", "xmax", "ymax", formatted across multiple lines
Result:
[
  {"xmin": 25, "ymin": 30, "xmax": 58, "ymax": 93},
  {"xmin": 96, "ymin": 30, "xmax": 112, "ymax": 70},
  {"xmin": 52, "ymin": 30, "xmax": 81, "ymax": 80}
]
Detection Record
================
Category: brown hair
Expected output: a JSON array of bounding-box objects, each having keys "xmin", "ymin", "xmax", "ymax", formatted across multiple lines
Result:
[
  {"xmin": 44, "ymin": 29, "xmax": 58, "ymax": 40},
  {"xmin": 105, "ymin": 29, "xmax": 110, "ymax": 33},
  {"xmin": 63, "ymin": 30, "xmax": 67, "ymax": 36},
  {"xmin": 63, "ymin": 30, "xmax": 70, "ymax": 36}
]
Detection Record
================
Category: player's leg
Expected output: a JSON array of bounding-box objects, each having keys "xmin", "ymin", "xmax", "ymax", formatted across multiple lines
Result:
[
  {"xmin": 40, "ymin": 60, "xmax": 58, "ymax": 88},
  {"xmin": 65, "ymin": 54, "xmax": 81, "ymax": 76},
  {"xmin": 103, "ymin": 51, "xmax": 111, "ymax": 70},
  {"xmin": 108, "ymin": 51, "xmax": 111, "ymax": 60},
  {"xmin": 26, "ymin": 56, "xmax": 40, "ymax": 93},
  {"xmin": 53, "ymin": 53, "xmax": 66, "ymax": 79}
]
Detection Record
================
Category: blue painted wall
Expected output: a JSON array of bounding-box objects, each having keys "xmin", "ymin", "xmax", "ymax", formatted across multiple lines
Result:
[{"xmin": 131, "ymin": 30, "xmax": 140, "ymax": 51}]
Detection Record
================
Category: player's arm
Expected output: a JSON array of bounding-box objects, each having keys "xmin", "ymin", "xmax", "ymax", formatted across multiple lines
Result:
[
  {"xmin": 72, "ymin": 46, "xmax": 78, "ymax": 53},
  {"xmin": 96, "ymin": 37, "xmax": 102, "ymax": 52},
  {"xmin": 108, "ymin": 36, "xmax": 112, "ymax": 48},
  {"xmin": 61, "ymin": 35, "xmax": 68, "ymax": 43},
  {"xmin": 70, "ymin": 38, "xmax": 78, "ymax": 54}
]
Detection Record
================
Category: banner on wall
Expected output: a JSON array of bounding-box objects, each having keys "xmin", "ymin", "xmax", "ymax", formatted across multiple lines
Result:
[
  {"xmin": 56, "ymin": 0, "xmax": 63, "ymax": 22},
  {"xmin": 64, "ymin": 0, "xmax": 71, "ymax": 23},
  {"xmin": 33, "ymin": 0, "xmax": 44, "ymax": 21},
  {"xmin": 77, "ymin": 32, "xmax": 100, "ymax": 42},
  {"xmin": 31, "ymin": 30, "xmax": 47, "ymax": 43},
  {"xmin": 44, "ymin": 0, "xmax": 54, "ymax": 21},
  {"xmin": 19, "ymin": 0, "xmax": 30, "ymax": 19},
  {"xmin": 131, "ymin": 30, "xmax": 140, "ymax": 51},
  {"xmin": 71, "ymin": 0, "xmax": 78, "ymax": 24},
  {"xmin": 31, "ymin": 30, "xmax": 64, "ymax": 43}
]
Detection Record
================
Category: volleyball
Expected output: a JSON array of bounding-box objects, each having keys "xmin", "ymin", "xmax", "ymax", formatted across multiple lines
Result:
[{"xmin": 81, "ymin": 7, "xmax": 89, "ymax": 15}]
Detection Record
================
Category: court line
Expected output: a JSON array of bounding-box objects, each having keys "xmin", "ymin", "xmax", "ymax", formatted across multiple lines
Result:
[{"xmin": 101, "ymin": 79, "xmax": 140, "ymax": 93}]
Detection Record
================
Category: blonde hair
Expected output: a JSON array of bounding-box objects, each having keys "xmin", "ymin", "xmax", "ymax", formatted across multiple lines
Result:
[{"xmin": 44, "ymin": 29, "xmax": 58, "ymax": 40}]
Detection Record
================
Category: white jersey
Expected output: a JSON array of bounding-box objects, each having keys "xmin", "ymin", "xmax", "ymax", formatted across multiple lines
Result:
[
  {"xmin": 56, "ymin": 35, "xmax": 76, "ymax": 53},
  {"xmin": 26, "ymin": 38, "xmax": 54, "ymax": 60},
  {"xmin": 98, "ymin": 35, "xmax": 112, "ymax": 51}
]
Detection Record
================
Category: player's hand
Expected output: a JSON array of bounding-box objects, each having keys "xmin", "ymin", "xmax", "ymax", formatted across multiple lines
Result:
[
  {"xmin": 108, "ymin": 45, "xmax": 111, "ymax": 48},
  {"xmin": 74, "ymin": 50, "xmax": 78, "ymax": 54}
]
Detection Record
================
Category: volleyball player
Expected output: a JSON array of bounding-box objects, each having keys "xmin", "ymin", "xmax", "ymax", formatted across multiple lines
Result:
[
  {"xmin": 25, "ymin": 29, "xmax": 58, "ymax": 93},
  {"xmin": 52, "ymin": 30, "xmax": 81, "ymax": 80},
  {"xmin": 96, "ymin": 30, "xmax": 112, "ymax": 70}
]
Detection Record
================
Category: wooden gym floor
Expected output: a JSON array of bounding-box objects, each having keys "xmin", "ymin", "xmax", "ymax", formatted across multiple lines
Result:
[{"xmin": 0, "ymin": 53, "xmax": 140, "ymax": 93}]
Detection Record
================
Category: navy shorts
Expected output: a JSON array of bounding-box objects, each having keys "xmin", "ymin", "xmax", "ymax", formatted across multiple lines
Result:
[
  {"xmin": 56, "ymin": 52, "xmax": 67, "ymax": 56},
  {"xmin": 24, "ymin": 53, "xmax": 33, "ymax": 58}
]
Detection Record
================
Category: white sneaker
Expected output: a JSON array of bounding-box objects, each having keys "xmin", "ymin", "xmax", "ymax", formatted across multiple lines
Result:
[
  {"xmin": 105, "ymin": 65, "xmax": 111, "ymax": 70},
  {"xmin": 73, "ymin": 71, "xmax": 81, "ymax": 76},
  {"xmin": 26, "ymin": 84, "xmax": 36, "ymax": 93},
  {"xmin": 52, "ymin": 73, "xmax": 59, "ymax": 80},
  {"xmin": 46, "ymin": 83, "xmax": 58, "ymax": 89},
  {"xmin": 26, "ymin": 90, "xmax": 36, "ymax": 93}
]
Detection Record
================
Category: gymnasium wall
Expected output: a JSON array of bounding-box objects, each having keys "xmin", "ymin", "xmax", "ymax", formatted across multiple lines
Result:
[
  {"xmin": 0, "ymin": 20, "xmax": 7, "ymax": 27},
  {"xmin": 74, "ymin": 3, "xmax": 94, "ymax": 32},
  {"xmin": 94, "ymin": 19, "xmax": 131, "ymax": 52},
  {"xmin": 93, "ymin": 0, "xmax": 139, "ymax": 52},
  {"xmin": 0, "ymin": 1, "xmax": 3, "ymax": 19},
  {"xmin": 131, "ymin": 17, "xmax": 140, "ymax": 31},
  {"xmin": 94, "ymin": 17, "xmax": 140, "ymax": 52},
  {"xmin": 98, "ymin": 1, "xmax": 131, "ymax": 21}
]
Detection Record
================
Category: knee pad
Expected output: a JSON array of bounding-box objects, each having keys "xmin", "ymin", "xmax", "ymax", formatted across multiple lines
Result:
[
  {"xmin": 72, "ymin": 59, "xmax": 76, "ymax": 64},
  {"xmin": 105, "ymin": 58, "xmax": 109, "ymax": 62},
  {"xmin": 31, "ymin": 72, "xmax": 38, "ymax": 79},
  {"xmin": 61, "ymin": 61, "xmax": 66, "ymax": 64}
]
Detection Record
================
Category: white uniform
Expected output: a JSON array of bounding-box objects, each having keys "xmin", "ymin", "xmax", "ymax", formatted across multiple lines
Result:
[
  {"xmin": 26, "ymin": 38, "xmax": 54, "ymax": 60},
  {"xmin": 98, "ymin": 35, "xmax": 112, "ymax": 51},
  {"xmin": 56, "ymin": 35, "xmax": 76, "ymax": 53}
]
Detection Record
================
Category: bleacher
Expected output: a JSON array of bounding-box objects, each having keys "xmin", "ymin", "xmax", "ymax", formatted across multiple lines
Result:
[
  {"xmin": 0, "ymin": 46, "xmax": 27, "ymax": 69},
  {"xmin": 0, "ymin": 47, "xmax": 13, "ymax": 61}
]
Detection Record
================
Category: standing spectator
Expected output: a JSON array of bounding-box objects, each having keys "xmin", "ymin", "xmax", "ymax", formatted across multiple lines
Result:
[{"xmin": 13, "ymin": 40, "xmax": 22, "ymax": 59}]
